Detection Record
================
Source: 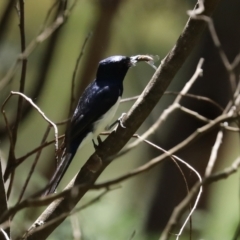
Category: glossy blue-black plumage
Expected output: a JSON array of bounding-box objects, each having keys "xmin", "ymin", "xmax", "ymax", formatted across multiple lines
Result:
[
  {"xmin": 45, "ymin": 55, "xmax": 131, "ymax": 195},
  {"xmin": 68, "ymin": 81, "xmax": 122, "ymax": 154}
]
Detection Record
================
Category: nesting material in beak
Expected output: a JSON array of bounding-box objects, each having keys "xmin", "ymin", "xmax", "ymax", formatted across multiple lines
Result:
[{"xmin": 130, "ymin": 55, "xmax": 159, "ymax": 70}]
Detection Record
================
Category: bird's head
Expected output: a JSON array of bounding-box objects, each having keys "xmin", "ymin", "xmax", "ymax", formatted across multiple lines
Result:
[{"xmin": 96, "ymin": 55, "xmax": 154, "ymax": 83}]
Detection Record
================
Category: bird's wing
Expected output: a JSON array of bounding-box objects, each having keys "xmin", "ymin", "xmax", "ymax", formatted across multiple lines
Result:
[
  {"xmin": 67, "ymin": 81, "xmax": 121, "ymax": 152},
  {"xmin": 44, "ymin": 82, "xmax": 121, "ymax": 195}
]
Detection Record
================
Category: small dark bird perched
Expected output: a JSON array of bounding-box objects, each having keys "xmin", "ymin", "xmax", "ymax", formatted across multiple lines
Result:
[{"xmin": 45, "ymin": 55, "xmax": 153, "ymax": 195}]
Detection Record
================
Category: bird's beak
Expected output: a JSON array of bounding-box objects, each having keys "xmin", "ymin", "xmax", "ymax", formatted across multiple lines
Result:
[{"xmin": 129, "ymin": 55, "xmax": 155, "ymax": 67}]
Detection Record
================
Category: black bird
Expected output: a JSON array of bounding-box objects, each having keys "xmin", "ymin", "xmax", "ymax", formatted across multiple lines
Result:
[{"xmin": 45, "ymin": 55, "xmax": 153, "ymax": 195}]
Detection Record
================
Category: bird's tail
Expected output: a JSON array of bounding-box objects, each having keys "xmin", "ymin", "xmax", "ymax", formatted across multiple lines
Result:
[{"xmin": 44, "ymin": 152, "xmax": 74, "ymax": 195}]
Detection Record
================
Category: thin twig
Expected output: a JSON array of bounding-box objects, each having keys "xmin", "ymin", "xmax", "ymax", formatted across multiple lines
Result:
[
  {"xmin": 1, "ymin": 97, "xmax": 14, "ymax": 153},
  {"xmin": 120, "ymin": 96, "xmax": 140, "ymax": 103},
  {"xmin": 0, "ymin": 228, "xmax": 10, "ymax": 240},
  {"xmin": 39, "ymin": 0, "xmax": 59, "ymax": 33},
  {"xmin": 69, "ymin": 32, "xmax": 92, "ymax": 116},
  {"xmin": 134, "ymin": 137, "xmax": 202, "ymax": 240},
  {"xmin": 3, "ymin": 122, "xmax": 67, "ymax": 181},
  {"xmin": 96, "ymin": 113, "xmax": 235, "ymax": 188},
  {"xmin": 128, "ymin": 230, "xmax": 136, "ymax": 240},
  {"xmin": 11, "ymin": 91, "xmax": 59, "ymax": 155},
  {"xmin": 188, "ymin": 0, "xmax": 240, "ymax": 95},
  {"xmin": 14, "ymin": 136, "xmax": 64, "ymax": 169},
  {"xmin": 179, "ymin": 105, "xmax": 210, "ymax": 122},
  {"xmin": 19, "ymin": 188, "xmax": 117, "ymax": 239},
  {"xmin": 159, "ymin": 156, "xmax": 240, "ymax": 240},
  {"xmin": 174, "ymin": 58, "xmax": 204, "ymax": 104},
  {"xmin": 16, "ymin": 124, "xmax": 54, "ymax": 208},
  {"xmin": 165, "ymin": 91, "xmax": 224, "ymax": 111},
  {"xmin": 205, "ymin": 129, "xmax": 224, "ymax": 176},
  {"xmin": 7, "ymin": 0, "xmax": 28, "ymax": 199},
  {"xmin": 0, "ymin": 183, "xmax": 86, "ymax": 223},
  {"xmin": 113, "ymin": 59, "xmax": 205, "ymax": 160},
  {"xmin": 121, "ymin": 58, "xmax": 204, "ymax": 156},
  {"xmin": 0, "ymin": 0, "xmax": 16, "ymax": 43},
  {"xmin": 70, "ymin": 215, "xmax": 81, "ymax": 240},
  {"xmin": 2, "ymin": 92, "xmax": 59, "ymax": 182},
  {"xmin": 171, "ymin": 156, "xmax": 202, "ymax": 240},
  {"xmin": 0, "ymin": 156, "xmax": 8, "ymax": 238},
  {"xmin": 121, "ymin": 92, "xmax": 224, "ymax": 111},
  {"xmin": 13, "ymin": 0, "xmax": 27, "ymax": 146}
]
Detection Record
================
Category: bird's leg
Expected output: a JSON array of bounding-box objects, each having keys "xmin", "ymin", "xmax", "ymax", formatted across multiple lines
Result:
[
  {"xmin": 107, "ymin": 112, "xmax": 127, "ymax": 131},
  {"xmin": 107, "ymin": 120, "xmax": 117, "ymax": 131},
  {"xmin": 117, "ymin": 113, "xmax": 127, "ymax": 128},
  {"xmin": 92, "ymin": 139, "xmax": 98, "ymax": 149},
  {"xmin": 97, "ymin": 136, "xmax": 103, "ymax": 145},
  {"xmin": 92, "ymin": 136, "xmax": 103, "ymax": 150}
]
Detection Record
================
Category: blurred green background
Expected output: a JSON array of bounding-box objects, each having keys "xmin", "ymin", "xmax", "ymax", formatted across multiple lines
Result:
[{"xmin": 0, "ymin": 0, "xmax": 240, "ymax": 239}]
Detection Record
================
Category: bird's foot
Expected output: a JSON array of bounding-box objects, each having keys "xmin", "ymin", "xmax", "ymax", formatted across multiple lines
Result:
[
  {"xmin": 108, "ymin": 112, "xmax": 127, "ymax": 132},
  {"xmin": 117, "ymin": 112, "xmax": 127, "ymax": 128},
  {"xmin": 92, "ymin": 136, "xmax": 103, "ymax": 150},
  {"xmin": 97, "ymin": 136, "xmax": 103, "ymax": 145}
]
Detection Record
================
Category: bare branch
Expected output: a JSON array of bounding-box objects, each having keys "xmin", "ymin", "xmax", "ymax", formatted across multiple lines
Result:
[
  {"xmin": 121, "ymin": 92, "xmax": 224, "ymax": 112},
  {"xmin": 5, "ymin": 0, "xmax": 28, "ymax": 201},
  {"xmin": 70, "ymin": 215, "xmax": 81, "ymax": 240},
  {"xmin": 19, "ymin": 188, "xmax": 117, "ymax": 239},
  {"xmin": 0, "ymin": 157, "xmax": 8, "ymax": 240},
  {"xmin": 39, "ymin": 0, "xmax": 59, "ymax": 33},
  {"xmin": 205, "ymin": 129, "xmax": 224, "ymax": 176},
  {"xmin": 16, "ymin": 124, "xmax": 58, "ymax": 208},
  {"xmin": 13, "ymin": 0, "xmax": 27, "ymax": 145},
  {"xmin": 165, "ymin": 91, "xmax": 224, "ymax": 111},
  {"xmin": 174, "ymin": 58, "xmax": 204, "ymax": 103},
  {"xmin": 16, "ymin": 135, "xmax": 64, "ymax": 166},
  {"xmin": 2, "ymin": 92, "xmax": 59, "ymax": 183},
  {"xmin": 0, "ymin": 228, "xmax": 10, "ymax": 240},
  {"xmin": 114, "ymin": 59, "xmax": 206, "ymax": 159},
  {"xmin": 188, "ymin": 0, "xmax": 240, "ymax": 95},
  {"xmin": 11, "ymin": 92, "xmax": 58, "ymax": 157},
  {"xmin": 95, "ymin": 113, "xmax": 235, "ymax": 189},
  {"xmin": 169, "ymin": 155, "xmax": 202, "ymax": 240},
  {"xmin": 159, "ymin": 156, "xmax": 240, "ymax": 240}
]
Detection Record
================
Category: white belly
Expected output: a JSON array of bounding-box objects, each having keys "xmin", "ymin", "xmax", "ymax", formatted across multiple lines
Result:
[
  {"xmin": 78, "ymin": 97, "xmax": 121, "ymax": 149},
  {"xmin": 93, "ymin": 97, "xmax": 121, "ymax": 136}
]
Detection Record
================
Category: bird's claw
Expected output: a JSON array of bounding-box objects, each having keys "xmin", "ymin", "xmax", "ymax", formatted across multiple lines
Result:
[
  {"xmin": 97, "ymin": 136, "xmax": 103, "ymax": 145},
  {"xmin": 92, "ymin": 136, "xmax": 103, "ymax": 150},
  {"xmin": 109, "ymin": 112, "xmax": 127, "ymax": 132},
  {"xmin": 118, "ymin": 112, "xmax": 127, "ymax": 128},
  {"xmin": 92, "ymin": 139, "xmax": 98, "ymax": 149}
]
